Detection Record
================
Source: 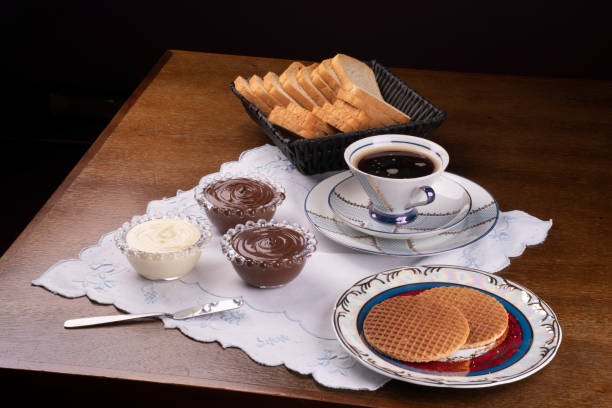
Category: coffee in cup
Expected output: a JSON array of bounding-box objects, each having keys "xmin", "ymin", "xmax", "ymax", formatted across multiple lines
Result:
[
  {"xmin": 353, "ymin": 145, "xmax": 441, "ymax": 179},
  {"xmin": 344, "ymin": 135, "xmax": 449, "ymax": 224}
]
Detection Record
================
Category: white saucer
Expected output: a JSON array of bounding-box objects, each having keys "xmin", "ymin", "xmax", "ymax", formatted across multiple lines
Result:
[
  {"xmin": 304, "ymin": 171, "xmax": 499, "ymax": 257},
  {"xmin": 328, "ymin": 173, "xmax": 472, "ymax": 239}
]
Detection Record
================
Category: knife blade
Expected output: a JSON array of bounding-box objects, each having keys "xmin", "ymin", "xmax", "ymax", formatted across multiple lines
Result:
[
  {"xmin": 171, "ymin": 298, "xmax": 244, "ymax": 320},
  {"xmin": 64, "ymin": 297, "xmax": 244, "ymax": 328}
]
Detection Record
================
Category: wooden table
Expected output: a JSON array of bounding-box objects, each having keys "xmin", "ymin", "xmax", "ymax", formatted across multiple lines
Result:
[{"xmin": 1, "ymin": 51, "xmax": 610, "ymax": 407}]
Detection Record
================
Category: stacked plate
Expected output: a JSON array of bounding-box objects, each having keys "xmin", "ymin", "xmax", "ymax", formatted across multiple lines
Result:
[{"xmin": 305, "ymin": 171, "xmax": 499, "ymax": 256}]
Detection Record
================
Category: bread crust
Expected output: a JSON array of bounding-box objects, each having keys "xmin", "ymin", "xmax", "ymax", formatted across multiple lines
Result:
[
  {"xmin": 249, "ymin": 75, "xmax": 280, "ymax": 111},
  {"xmin": 331, "ymin": 53, "xmax": 383, "ymax": 99},
  {"xmin": 337, "ymin": 87, "xmax": 406, "ymax": 126},
  {"xmin": 263, "ymin": 72, "xmax": 300, "ymax": 107},
  {"xmin": 239, "ymin": 53, "xmax": 409, "ymax": 138},
  {"xmin": 330, "ymin": 53, "xmax": 410, "ymax": 124},
  {"xmin": 317, "ymin": 59, "xmax": 342, "ymax": 91},
  {"xmin": 269, "ymin": 105, "xmax": 313, "ymax": 138},
  {"xmin": 279, "ymin": 62, "xmax": 317, "ymax": 110},
  {"xmin": 234, "ymin": 75, "xmax": 272, "ymax": 116},
  {"xmin": 312, "ymin": 102, "xmax": 355, "ymax": 133},
  {"xmin": 310, "ymin": 71, "xmax": 336, "ymax": 102},
  {"xmin": 297, "ymin": 63, "xmax": 329, "ymax": 106},
  {"xmin": 286, "ymin": 103, "xmax": 333, "ymax": 136}
]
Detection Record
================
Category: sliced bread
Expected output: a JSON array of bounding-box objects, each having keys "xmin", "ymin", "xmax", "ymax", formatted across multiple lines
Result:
[
  {"xmin": 337, "ymin": 85, "xmax": 409, "ymax": 125},
  {"xmin": 233, "ymin": 75, "xmax": 272, "ymax": 116},
  {"xmin": 269, "ymin": 104, "xmax": 328, "ymax": 138},
  {"xmin": 316, "ymin": 59, "xmax": 342, "ymax": 92},
  {"xmin": 312, "ymin": 102, "xmax": 356, "ymax": 133},
  {"xmin": 263, "ymin": 72, "xmax": 300, "ymax": 107},
  {"xmin": 269, "ymin": 105, "xmax": 309, "ymax": 137},
  {"xmin": 279, "ymin": 62, "xmax": 317, "ymax": 110},
  {"xmin": 310, "ymin": 70, "xmax": 336, "ymax": 102},
  {"xmin": 285, "ymin": 103, "xmax": 334, "ymax": 136},
  {"xmin": 249, "ymin": 75, "xmax": 280, "ymax": 110},
  {"xmin": 331, "ymin": 54, "xmax": 411, "ymax": 124},
  {"xmin": 331, "ymin": 53, "xmax": 383, "ymax": 99},
  {"xmin": 296, "ymin": 63, "xmax": 330, "ymax": 106},
  {"xmin": 332, "ymin": 98, "xmax": 374, "ymax": 130}
]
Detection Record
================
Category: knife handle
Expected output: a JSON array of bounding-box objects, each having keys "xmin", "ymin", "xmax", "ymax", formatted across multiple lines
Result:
[{"xmin": 64, "ymin": 312, "xmax": 165, "ymax": 328}]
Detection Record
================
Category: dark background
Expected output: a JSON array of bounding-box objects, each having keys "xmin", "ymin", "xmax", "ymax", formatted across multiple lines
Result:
[{"xmin": 1, "ymin": 0, "xmax": 611, "ymax": 256}]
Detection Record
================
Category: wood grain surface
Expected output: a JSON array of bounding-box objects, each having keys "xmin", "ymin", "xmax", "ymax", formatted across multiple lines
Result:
[{"xmin": 0, "ymin": 51, "xmax": 610, "ymax": 407}]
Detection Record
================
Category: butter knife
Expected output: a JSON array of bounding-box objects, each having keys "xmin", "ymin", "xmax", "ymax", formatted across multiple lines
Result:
[{"xmin": 64, "ymin": 298, "xmax": 244, "ymax": 328}]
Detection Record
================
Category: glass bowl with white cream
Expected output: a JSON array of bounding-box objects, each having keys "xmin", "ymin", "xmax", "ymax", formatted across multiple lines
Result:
[{"xmin": 114, "ymin": 212, "xmax": 212, "ymax": 280}]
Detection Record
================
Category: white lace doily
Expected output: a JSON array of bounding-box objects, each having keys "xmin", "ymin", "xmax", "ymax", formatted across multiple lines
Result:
[{"xmin": 33, "ymin": 145, "xmax": 552, "ymax": 390}]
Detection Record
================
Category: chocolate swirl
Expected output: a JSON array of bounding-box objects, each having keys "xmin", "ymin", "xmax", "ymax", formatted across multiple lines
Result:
[
  {"xmin": 204, "ymin": 178, "xmax": 276, "ymax": 210},
  {"xmin": 232, "ymin": 226, "xmax": 306, "ymax": 263}
]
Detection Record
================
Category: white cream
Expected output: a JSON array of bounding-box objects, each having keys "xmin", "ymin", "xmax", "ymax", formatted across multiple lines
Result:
[
  {"xmin": 125, "ymin": 218, "xmax": 202, "ymax": 280},
  {"xmin": 126, "ymin": 219, "xmax": 200, "ymax": 253}
]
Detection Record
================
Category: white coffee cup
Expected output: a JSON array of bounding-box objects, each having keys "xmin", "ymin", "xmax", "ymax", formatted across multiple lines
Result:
[{"xmin": 344, "ymin": 134, "xmax": 449, "ymax": 224}]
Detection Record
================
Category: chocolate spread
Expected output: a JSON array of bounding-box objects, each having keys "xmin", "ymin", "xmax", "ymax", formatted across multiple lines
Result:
[
  {"xmin": 232, "ymin": 226, "xmax": 306, "ymax": 262},
  {"xmin": 200, "ymin": 178, "xmax": 280, "ymax": 232},
  {"xmin": 230, "ymin": 226, "xmax": 307, "ymax": 287},
  {"xmin": 204, "ymin": 178, "xmax": 276, "ymax": 209}
]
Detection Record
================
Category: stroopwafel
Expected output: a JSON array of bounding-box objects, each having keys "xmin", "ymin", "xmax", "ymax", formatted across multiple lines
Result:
[
  {"xmin": 417, "ymin": 286, "xmax": 508, "ymax": 348},
  {"xmin": 363, "ymin": 295, "xmax": 470, "ymax": 362}
]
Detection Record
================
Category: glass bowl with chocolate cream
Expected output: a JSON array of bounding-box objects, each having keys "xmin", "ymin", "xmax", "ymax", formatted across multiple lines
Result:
[
  {"xmin": 114, "ymin": 212, "xmax": 212, "ymax": 280},
  {"xmin": 221, "ymin": 219, "xmax": 317, "ymax": 288},
  {"xmin": 194, "ymin": 173, "xmax": 285, "ymax": 233}
]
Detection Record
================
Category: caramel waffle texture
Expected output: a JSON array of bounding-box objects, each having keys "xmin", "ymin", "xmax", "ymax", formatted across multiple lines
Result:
[
  {"xmin": 363, "ymin": 295, "xmax": 470, "ymax": 362},
  {"xmin": 417, "ymin": 286, "xmax": 509, "ymax": 348}
]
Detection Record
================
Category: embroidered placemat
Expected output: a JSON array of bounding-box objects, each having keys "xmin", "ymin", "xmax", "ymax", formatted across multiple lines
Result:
[{"xmin": 33, "ymin": 145, "xmax": 552, "ymax": 390}]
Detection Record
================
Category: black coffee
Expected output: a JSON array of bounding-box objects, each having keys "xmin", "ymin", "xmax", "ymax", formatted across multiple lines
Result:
[{"xmin": 356, "ymin": 148, "xmax": 437, "ymax": 179}]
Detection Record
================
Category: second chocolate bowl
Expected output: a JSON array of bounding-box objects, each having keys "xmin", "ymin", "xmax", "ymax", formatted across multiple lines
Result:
[
  {"xmin": 221, "ymin": 219, "xmax": 317, "ymax": 288},
  {"xmin": 195, "ymin": 173, "xmax": 285, "ymax": 233}
]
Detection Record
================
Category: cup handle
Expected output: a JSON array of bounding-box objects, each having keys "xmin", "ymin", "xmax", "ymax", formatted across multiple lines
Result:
[{"xmin": 406, "ymin": 186, "xmax": 435, "ymax": 210}]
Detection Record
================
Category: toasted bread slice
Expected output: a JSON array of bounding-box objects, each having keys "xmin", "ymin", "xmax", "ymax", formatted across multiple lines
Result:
[
  {"xmin": 249, "ymin": 75, "xmax": 280, "ymax": 110},
  {"xmin": 296, "ymin": 63, "xmax": 329, "ymax": 106},
  {"xmin": 286, "ymin": 103, "xmax": 334, "ymax": 136},
  {"xmin": 310, "ymin": 70, "xmax": 336, "ymax": 102},
  {"xmin": 332, "ymin": 99, "xmax": 374, "ymax": 130},
  {"xmin": 312, "ymin": 102, "xmax": 355, "ymax": 133},
  {"xmin": 317, "ymin": 59, "xmax": 342, "ymax": 92},
  {"xmin": 331, "ymin": 53, "xmax": 383, "ymax": 99},
  {"xmin": 269, "ymin": 105, "xmax": 309, "ymax": 137},
  {"xmin": 279, "ymin": 62, "xmax": 317, "ymax": 110},
  {"xmin": 234, "ymin": 75, "xmax": 273, "ymax": 116},
  {"xmin": 269, "ymin": 105, "xmax": 325, "ymax": 138},
  {"xmin": 263, "ymin": 72, "xmax": 300, "ymax": 107},
  {"xmin": 311, "ymin": 104, "xmax": 345, "ymax": 132},
  {"xmin": 336, "ymin": 87, "xmax": 406, "ymax": 126}
]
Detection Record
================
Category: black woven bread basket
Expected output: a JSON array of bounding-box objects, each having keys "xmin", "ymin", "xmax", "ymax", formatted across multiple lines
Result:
[{"xmin": 230, "ymin": 60, "xmax": 446, "ymax": 175}]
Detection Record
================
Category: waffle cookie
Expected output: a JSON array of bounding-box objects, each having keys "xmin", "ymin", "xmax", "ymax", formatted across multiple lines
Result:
[
  {"xmin": 417, "ymin": 286, "xmax": 508, "ymax": 348},
  {"xmin": 363, "ymin": 295, "xmax": 470, "ymax": 362}
]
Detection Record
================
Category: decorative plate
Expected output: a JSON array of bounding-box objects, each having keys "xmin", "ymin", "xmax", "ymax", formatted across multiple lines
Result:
[
  {"xmin": 332, "ymin": 265, "xmax": 562, "ymax": 388},
  {"xmin": 329, "ymin": 173, "xmax": 472, "ymax": 239},
  {"xmin": 305, "ymin": 171, "xmax": 498, "ymax": 256}
]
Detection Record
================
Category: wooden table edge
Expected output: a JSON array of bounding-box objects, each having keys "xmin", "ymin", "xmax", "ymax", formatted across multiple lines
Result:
[{"xmin": 0, "ymin": 358, "xmax": 369, "ymax": 405}]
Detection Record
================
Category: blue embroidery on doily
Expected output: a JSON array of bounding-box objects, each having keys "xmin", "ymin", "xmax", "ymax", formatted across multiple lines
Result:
[
  {"xmin": 72, "ymin": 261, "xmax": 122, "ymax": 291},
  {"xmin": 256, "ymin": 335, "xmax": 291, "ymax": 347},
  {"xmin": 316, "ymin": 350, "xmax": 357, "ymax": 376},
  {"xmin": 142, "ymin": 284, "xmax": 159, "ymax": 304},
  {"xmin": 175, "ymin": 279, "xmax": 337, "ymax": 341},
  {"xmin": 197, "ymin": 309, "xmax": 246, "ymax": 330}
]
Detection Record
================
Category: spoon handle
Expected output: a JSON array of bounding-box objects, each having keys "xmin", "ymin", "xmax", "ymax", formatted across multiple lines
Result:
[{"xmin": 64, "ymin": 312, "xmax": 166, "ymax": 328}]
